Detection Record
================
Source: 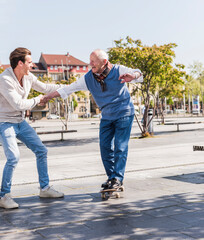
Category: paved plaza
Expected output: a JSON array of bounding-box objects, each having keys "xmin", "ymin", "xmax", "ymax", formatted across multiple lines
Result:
[{"xmin": 0, "ymin": 117, "xmax": 204, "ymax": 239}]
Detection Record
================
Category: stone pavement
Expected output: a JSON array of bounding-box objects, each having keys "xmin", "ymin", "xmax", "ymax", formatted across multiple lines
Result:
[{"xmin": 0, "ymin": 118, "xmax": 204, "ymax": 239}]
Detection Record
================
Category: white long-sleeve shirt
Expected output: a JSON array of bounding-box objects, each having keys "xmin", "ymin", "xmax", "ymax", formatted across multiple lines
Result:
[
  {"xmin": 0, "ymin": 67, "xmax": 60, "ymax": 123},
  {"xmin": 57, "ymin": 65, "xmax": 143, "ymax": 99}
]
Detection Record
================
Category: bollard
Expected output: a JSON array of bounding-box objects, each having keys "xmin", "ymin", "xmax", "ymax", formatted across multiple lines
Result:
[{"xmin": 148, "ymin": 109, "xmax": 154, "ymax": 134}]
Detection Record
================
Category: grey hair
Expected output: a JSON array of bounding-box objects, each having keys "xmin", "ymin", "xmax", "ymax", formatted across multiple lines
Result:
[{"xmin": 92, "ymin": 49, "xmax": 109, "ymax": 60}]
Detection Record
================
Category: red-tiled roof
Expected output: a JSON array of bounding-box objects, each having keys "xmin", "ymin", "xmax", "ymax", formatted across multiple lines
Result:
[
  {"xmin": 32, "ymin": 63, "xmax": 46, "ymax": 72},
  {"xmin": 0, "ymin": 64, "xmax": 10, "ymax": 69},
  {"xmin": 41, "ymin": 54, "xmax": 88, "ymax": 66},
  {"xmin": 0, "ymin": 63, "xmax": 47, "ymax": 75},
  {"xmin": 33, "ymin": 63, "xmax": 44, "ymax": 70},
  {"xmin": 0, "ymin": 63, "xmax": 47, "ymax": 72}
]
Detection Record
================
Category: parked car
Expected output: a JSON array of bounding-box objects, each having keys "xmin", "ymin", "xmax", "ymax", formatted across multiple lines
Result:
[
  {"xmin": 163, "ymin": 110, "xmax": 173, "ymax": 114},
  {"xmin": 192, "ymin": 109, "xmax": 199, "ymax": 115},
  {"xmin": 175, "ymin": 109, "xmax": 186, "ymax": 114},
  {"xmin": 47, "ymin": 114, "xmax": 60, "ymax": 119},
  {"xmin": 81, "ymin": 113, "xmax": 90, "ymax": 118},
  {"xmin": 92, "ymin": 113, "xmax": 101, "ymax": 118}
]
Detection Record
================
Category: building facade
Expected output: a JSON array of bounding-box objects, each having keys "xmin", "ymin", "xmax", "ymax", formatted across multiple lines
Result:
[{"xmin": 39, "ymin": 53, "xmax": 88, "ymax": 81}]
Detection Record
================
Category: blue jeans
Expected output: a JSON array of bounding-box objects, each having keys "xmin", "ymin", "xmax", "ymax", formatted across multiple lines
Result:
[
  {"xmin": 99, "ymin": 115, "xmax": 134, "ymax": 183},
  {"xmin": 0, "ymin": 120, "xmax": 49, "ymax": 197}
]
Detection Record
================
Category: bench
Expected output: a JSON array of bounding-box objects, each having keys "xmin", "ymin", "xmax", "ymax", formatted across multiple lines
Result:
[
  {"xmin": 33, "ymin": 126, "xmax": 44, "ymax": 131},
  {"xmin": 37, "ymin": 130, "xmax": 77, "ymax": 141},
  {"xmin": 164, "ymin": 121, "xmax": 203, "ymax": 132}
]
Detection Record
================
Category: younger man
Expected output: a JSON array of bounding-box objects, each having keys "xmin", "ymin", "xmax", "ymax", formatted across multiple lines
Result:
[{"xmin": 0, "ymin": 48, "xmax": 64, "ymax": 209}]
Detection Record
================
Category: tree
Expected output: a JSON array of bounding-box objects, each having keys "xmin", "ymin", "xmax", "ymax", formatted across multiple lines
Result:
[
  {"xmin": 108, "ymin": 37, "xmax": 186, "ymax": 136},
  {"xmin": 188, "ymin": 61, "xmax": 204, "ymax": 80},
  {"xmin": 186, "ymin": 61, "xmax": 204, "ymax": 112},
  {"xmin": 56, "ymin": 76, "xmax": 87, "ymax": 129},
  {"xmin": 157, "ymin": 63, "xmax": 186, "ymax": 122},
  {"xmin": 28, "ymin": 75, "xmax": 52, "ymax": 99},
  {"xmin": 0, "ymin": 68, "xmax": 4, "ymax": 74}
]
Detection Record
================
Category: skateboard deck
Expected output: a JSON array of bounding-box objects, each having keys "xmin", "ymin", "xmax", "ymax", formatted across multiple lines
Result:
[{"xmin": 100, "ymin": 186, "xmax": 124, "ymax": 199}]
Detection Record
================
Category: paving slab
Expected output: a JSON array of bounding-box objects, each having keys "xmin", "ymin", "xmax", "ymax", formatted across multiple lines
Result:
[{"xmin": 0, "ymin": 118, "xmax": 204, "ymax": 239}]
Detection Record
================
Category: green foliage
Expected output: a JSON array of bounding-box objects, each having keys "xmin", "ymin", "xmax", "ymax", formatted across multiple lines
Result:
[
  {"xmin": 185, "ymin": 75, "xmax": 201, "ymax": 96},
  {"xmin": 72, "ymin": 97, "xmax": 78, "ymax": 110},
  {"xmin": 167, "ymin": 97, "xmax": 174, "ymax": 105},
  {"xmin": 186, "ymin": 61, "xmax": 204, "ymax": 97},
  {"xmin": 57, "ymin": 76, "xmax": 77, "ymax": 85},
  {"xmin": 75, "ymin": 91, "xmax": 86, "ymax": 98},
  {"xmin": 108, "ymin": 36, "xmax": 187, "ymax": 135},
  {"xmin": 188, "ymin": 61, "xmax": 204, "ymax": 79},
  {"xmin": 108, "ymin": 36, "xmax": 186, "ymax": 99},
  {"xmin": 28, "ymin": 75, "xmax": 52, "ymax": 99},
  {"xmin": 0, "ymin": 68, "xmax": 4, "ymax": 74}
]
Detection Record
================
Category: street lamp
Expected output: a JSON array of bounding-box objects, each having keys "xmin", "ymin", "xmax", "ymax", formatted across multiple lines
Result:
[
  {"xmin": 183, "ymin": 86, "xmax": 185, "ymax": 114},
  {"xmin": 200, "ymin": 75, "xmax": 203, "ymax": 115}
]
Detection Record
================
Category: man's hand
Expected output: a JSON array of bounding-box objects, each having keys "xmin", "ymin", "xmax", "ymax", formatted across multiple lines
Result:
[
  {"xmin": 39, "ymin": 91, "xmax": 60, "ymax": 106},
  {"xmin": 41, "ymin": 95, "xmax": 49, "ymax": 104},
  {"xmin": 38, "ymin": 95, "xmax": 45, "ymax": 106},
  {"xmin": 38, "ymin": 95, "xmax": 50, "ymax": 106},
  {"xmin": 119, "ymin": 72, "xmax": 141, "ymax": 83}
]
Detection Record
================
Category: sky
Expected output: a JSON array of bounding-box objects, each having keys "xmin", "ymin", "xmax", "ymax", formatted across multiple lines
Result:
[{"xmin": 0, "ymin": 0, "xmax": 204, "ymax": 70}]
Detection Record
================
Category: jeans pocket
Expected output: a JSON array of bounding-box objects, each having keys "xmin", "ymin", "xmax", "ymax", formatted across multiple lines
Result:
[{"xmin": 118, "ymin": 115, "xmax": 134, "ymax": 129}]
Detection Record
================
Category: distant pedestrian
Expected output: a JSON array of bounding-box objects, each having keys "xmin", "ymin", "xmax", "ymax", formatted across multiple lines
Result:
[
  {"xmin": 0, "ymin": 48, "xmax": 64, "ymax": 209},
  {"xmin": 155, "ymin": 108, "xmax": 158, "ymax": 119},
  {"xmin": 141, "ymin": 105, "xmax": 145, "ymax": 124},
  {"xmin": 42, "ymin": 49, "xmax": 143, "ymax": 192}
]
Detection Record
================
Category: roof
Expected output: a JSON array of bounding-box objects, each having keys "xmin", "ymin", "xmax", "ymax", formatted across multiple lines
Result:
[
  {"xmin": 0, "ymin": 64, "xmax": 10, "ymax": 69},
  {"xmin": 0, "ymin": 63, "xmax": 47, "ymax": 73},
  {"xmin": 32, "ymin": 63, "xmax": 47, "ymax": 72},
  {"xmin": 41, "ymin": 54, "xmax": 88, "ymax": 66}
]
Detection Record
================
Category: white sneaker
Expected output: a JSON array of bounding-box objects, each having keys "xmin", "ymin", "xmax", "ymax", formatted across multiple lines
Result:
[
  {"xmin": 39, "ymin": 186, "xmax": 64, "ymax": 198},
  {"xmin": 0, "ymin": 193, "xmax": 19, "ymax": 209}
]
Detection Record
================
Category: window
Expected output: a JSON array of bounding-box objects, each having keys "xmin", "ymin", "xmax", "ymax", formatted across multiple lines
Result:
[
  {"xmin": 76, "ymin": 66, "xmax": 80, "ymax": 70},
  {"xmin": 83, "ymin": 66, "xmax": 86, "ymax": 70},
  {"xmin": 77, "ymin": 97, "xmax": 80, "ymax": 101},
  {"xmin": 80, "ymin": 106, "xmax": 86, "ymax": 112},
  {"xmin": 51, "ymin": 74, "xmax": 58, "ymax": 81},
  {"xmin": 55, "ymin": 66, "xmax": 58, "ymax": 70},
  {"xmin": 42, "ymin": 111, "xmax": 46, "ymax": 117},
  {"xmin": 50, "ymin": 65, "xmax": 53, "ymax": 70}
]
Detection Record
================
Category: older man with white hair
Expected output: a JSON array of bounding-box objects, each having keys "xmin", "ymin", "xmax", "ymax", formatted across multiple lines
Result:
[{"xmin": 43, "ymin": 49, "xmax": 143, "ymax": 192}]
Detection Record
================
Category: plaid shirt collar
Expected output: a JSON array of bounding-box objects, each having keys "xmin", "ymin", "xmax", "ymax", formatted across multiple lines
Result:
[{"xmin": 93, "ymin": 62, "xmax": 113, "ymax": 92}]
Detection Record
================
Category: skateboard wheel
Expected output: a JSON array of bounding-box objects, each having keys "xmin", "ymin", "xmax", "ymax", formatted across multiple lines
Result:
[
  {"xmin": 115, "ymin": 193, "xmax": 120, "ymax": 198},
  {"xmin": 120, "ymin": 186, "xmax": 124, "ymax": 192},
  {"xmin": 101, "ymin": 193, "xmax": 106, "ymax": 199}
]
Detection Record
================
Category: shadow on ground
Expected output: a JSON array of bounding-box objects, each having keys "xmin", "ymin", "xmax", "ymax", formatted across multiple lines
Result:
[
  {"xmin": 43, "ymin": 137, "xmax": 99, "ymax": 147},
  {"xmin": 164, "ymin": 171, "xmax": 204, "ymax": 184},
  {"xmin": 0, "ymin": 189, "xmax": 204, "ymax": 239}
]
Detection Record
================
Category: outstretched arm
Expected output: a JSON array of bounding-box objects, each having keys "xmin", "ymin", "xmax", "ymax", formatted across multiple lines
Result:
[{"xmin": 41, "ymin": 75, "xmax": 88, "ymax": 104}]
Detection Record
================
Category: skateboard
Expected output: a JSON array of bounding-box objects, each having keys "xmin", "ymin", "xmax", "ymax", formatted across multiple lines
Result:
[{"xmin": 100, "ymin": 186, "xmax": 124, "ymax": 200}]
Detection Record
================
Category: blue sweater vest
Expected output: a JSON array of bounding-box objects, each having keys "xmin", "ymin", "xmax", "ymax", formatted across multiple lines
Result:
[{"xmin": 84, "ymin": 65, "xmax": 135, "ymax": 120}]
